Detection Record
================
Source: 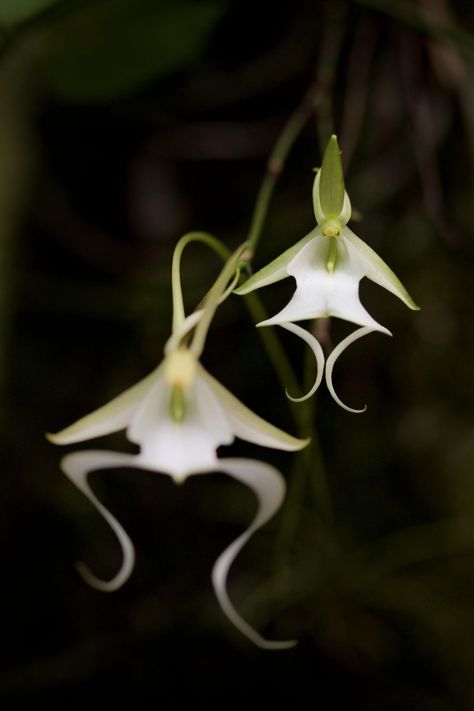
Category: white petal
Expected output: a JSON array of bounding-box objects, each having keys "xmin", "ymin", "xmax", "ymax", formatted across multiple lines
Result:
[
  {"xmin": 276, "ymin": 322, "xmax": 325, "ymax": 402},
  {"xmin": 196, "ymin": 364, "xmax": 308, "ymax": 452},
  {"xmin": 259, "ymin": 236, "xmax": 391, "ymax": 335},
  {"xmin": 61, "ymin": 450, "xmax": 137, "ymax": 591},
  {"xmin": 312, "ymin": 170, "xmax": 324, "ymax": 223},
  {"xmin": 128, "ymin": 370, "xmax": 234, "ymax": 481},
  {"xmin": 47, "ymin": 367, "xmax": 162, "ymax": 446},
  {"xmin": 325, "ymin": 326, "xmax": 383, "ymax": 413},
  {"xmin": 211, "ymin": 458, "xmax": 297, "ymax": 650},
  {"xmin": 234, "ymin": 228, "xmax": 319, "ymax": 296},
  {"xmin": 340, "ymin": 191, "xmax": 352, "ymax": 224},
  {"xmin": 343, "ymin": 227, "xmax": 419, "ymax": 310}
]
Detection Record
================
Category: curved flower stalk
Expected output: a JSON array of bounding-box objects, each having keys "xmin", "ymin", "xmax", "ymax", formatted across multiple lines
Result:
[
  {"xmin": 236, "ymin": 135, "xmax": 419, "ymax": 412},
  {"xmin": 49, "ymin": 239, "xmax": 307, "ymax": 649}
]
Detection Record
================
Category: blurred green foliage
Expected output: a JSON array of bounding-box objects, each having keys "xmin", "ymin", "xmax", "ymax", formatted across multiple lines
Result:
[
  {"xmin": 41, "ymin": 0, "xmax": 226, "ymax": 102},
  {"xmin": 0, "ymin": 0, "xmax": 60, "ymax": 25}
]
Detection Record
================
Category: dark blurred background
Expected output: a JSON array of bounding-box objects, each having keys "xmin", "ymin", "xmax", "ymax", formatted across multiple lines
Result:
[{"xmin": 0, "ymin": 0, "xmax": 473, "ymax": 708}]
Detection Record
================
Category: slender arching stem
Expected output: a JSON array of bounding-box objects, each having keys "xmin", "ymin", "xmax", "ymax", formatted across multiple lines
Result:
[
  {"xmin": 190, "ymin": 242, "xmax": 248, "ymax": 358},
  {"xmin": 171, "ymin": 231, "xmax": 230, "ymax": 333}
]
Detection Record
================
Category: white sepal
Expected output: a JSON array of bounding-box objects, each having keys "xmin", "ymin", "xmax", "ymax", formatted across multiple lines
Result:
[
  {"xmin": 343, "ymin": 227, "xmax": 419, "ymax": 311},
  {"xmin": 235, "ymin": 228, "xmax": 319, "ymax": 296},
  {"xmin": 197, "ymin": 364, "xmax": 308, "ymax": 451},
  {"xmin": 48, "ymin": 368, "xmax": 162, "ymax": 445}
]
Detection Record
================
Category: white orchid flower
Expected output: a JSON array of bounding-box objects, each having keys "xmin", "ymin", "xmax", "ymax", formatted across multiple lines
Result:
[
  {"xmin": 236, "ymin": 136, "xmax": 419, "ymax": 412},
  {"xmin": 49, "ymin": 239, "xmax": 308, "ymax": 649}
]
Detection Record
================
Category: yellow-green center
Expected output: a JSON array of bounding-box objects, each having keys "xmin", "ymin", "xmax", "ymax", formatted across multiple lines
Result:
[
  {"xmin": 164, "ymin": 348, "xmax": 197, "ymax": 423},
  {"xmin": 321, "ymin": 216, "xmax": 342, "ymax": 237}
]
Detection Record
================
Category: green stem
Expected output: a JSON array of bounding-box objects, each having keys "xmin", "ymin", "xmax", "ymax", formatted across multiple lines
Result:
[
  {"xmin": 246, "ymin": 5, "xmax": 345, "ymax": 258},
  {"xmin": 242, "ymin": 293, "xmax": 302, "ymax": 427},
  {"xmin": 302, "ymin": 330, "xmax": 333, "ymax": 519},
  {"xmin": 246, "ymin": 108, "xmax": 311, "ymax": 256},
  {"xmin": 171, "ymin": 231, "xmax": 230, "ymax": 333},
  {"xmin": 190, "ymin": 242, "xmax": 248, "ymax": 358},
  {"xmin": 257, "ymin": 14, "xmax": 347, "ymax": 574}
]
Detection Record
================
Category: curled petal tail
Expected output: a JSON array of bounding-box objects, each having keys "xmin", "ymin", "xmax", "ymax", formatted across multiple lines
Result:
[
  {"xmin": 212, "ymin": 458, "xmax": 297, "ymax": 650},
  {"xmin": 325, "ymin": 326, "xmax": 380, "ymax": 413},
  {"xmin": 61, "ymin": 451, "xmax": 137, "ymax": 591},
  {"xmin": 277, "ymin": 322, "xmax": 325, "ymax": 402}
]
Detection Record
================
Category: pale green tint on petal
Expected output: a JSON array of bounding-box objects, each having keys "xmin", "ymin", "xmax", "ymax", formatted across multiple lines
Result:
[
  {"xmin": 197, "ymin": 364, "xmax": 308, "ymax": 451},
  {"xmin": 277, "ymin": 322, "xmax": 324, "ymax": 402},
  {"xmin": 312, "ymin": 170, "xmax": 324, "ymax": 222},
  {"xmin": 212, "ymin": 458, "xmax": 297, "ymax": 650},
  {"xmin": 61, "ymin": 450, "xmax": 137, "ymax": 591},
  {"xmin": 234, "ymin": 228, "xmax": 319, "ymax": 296},
  {"xmin": 326, "ymin": 326, "xmax": 378, "ymax": 413},
  {"xmin": 340, "ymin": 190, "xmax": 352, "ymax": 224},
  {"xmin": 319, "ymin": 135, "xmax": 345, "ymax": 217},
  {"xmin": 343, "ymin": 227, "xmax": 420, "ymax": 310},
  {"xmin": 128, "ymin": 370, "xmax": 233, "ymax": 481},
  {"xmin": 48, "ymin": 367, "xmax": 162, "ymax": 445}
]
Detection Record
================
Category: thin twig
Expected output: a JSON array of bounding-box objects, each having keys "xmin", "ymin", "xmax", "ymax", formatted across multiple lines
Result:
[
  {"xmin": 246, "ymin": 5, "xmax": 346, "ymax": 258},
  {"xmin": 340, "ymin": 17, "xmax": 378, "ymax": 169}
]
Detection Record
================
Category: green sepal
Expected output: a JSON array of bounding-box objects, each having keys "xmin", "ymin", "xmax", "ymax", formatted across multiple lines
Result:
[{"xmin": 319, "ymin": 135, "xmax": 345, "ymax": 217}]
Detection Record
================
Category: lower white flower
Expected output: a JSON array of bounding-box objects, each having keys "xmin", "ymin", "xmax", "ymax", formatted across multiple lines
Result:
[{"xmin": 50, "ymin": 328, "xmax": 307, "ymax": 649}]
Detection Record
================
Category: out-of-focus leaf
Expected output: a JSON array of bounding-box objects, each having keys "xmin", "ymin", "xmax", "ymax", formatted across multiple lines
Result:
[
  {"xmin": 0, "ymin": 0, "xmax": 60, "ymax": 25},
  {"xmin": 40, "ymin": 0, "xmax": 225, "ymax": 103}
]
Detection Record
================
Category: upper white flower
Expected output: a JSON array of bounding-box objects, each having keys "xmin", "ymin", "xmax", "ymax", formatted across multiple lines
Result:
[
  {"xmin": 49, "ymin": 241, "xmax": 308, "ymax": 649},
  {"xmin": 236, "ymin": 136, "xmax": 419, "ymax": 411}
]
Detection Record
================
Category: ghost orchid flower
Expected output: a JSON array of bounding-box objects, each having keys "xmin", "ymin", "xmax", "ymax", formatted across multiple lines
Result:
[
  {"xmin": 49, "ymin": 240, "xmax": 307, "ymax": 649},
  {"xmin": 236, "ymin": 136, "xmax": 419, "ymax": 412}
]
